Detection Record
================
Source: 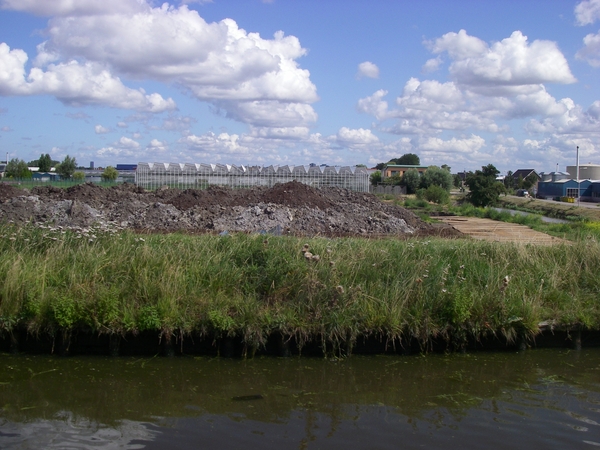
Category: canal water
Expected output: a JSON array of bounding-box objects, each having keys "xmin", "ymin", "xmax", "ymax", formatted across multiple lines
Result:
[
  {"xmin": 491, "ymin": 207, "xmax": 569, "ymax": 224},
  {"xmin": 1, "ymin": 349, "xmax": 599, "ymax": 449}
]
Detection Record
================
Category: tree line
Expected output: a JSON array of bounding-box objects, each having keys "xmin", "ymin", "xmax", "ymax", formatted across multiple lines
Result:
[
  {"xmin": 372, "ymin": 154, "xmax": 536, "ymax": 207},
  {"xmin": 2, "ymin": 154, "xmax": 118, "ymax": 182}
]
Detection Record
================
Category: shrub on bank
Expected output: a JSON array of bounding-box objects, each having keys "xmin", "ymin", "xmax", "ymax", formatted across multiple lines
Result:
[{"xmin": 416, "ymin": 185, "xmax": 450, "ymax": 204}]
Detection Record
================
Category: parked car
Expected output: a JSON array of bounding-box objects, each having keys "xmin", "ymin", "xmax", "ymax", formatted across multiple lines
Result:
[{"xmin": 516, "ymin": 189, "xmax": 530, "ymax": 197}]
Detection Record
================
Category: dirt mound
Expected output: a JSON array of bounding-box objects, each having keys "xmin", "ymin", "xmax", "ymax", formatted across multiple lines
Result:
[
  {"xmin": 0, "ymin": 183, "xmax": 24, "ymax": 201},
  {"xmin": 0, "ymin": 181, "xmax": 452, "ymax": 238},
  {"xmin": 31, "ymin": 182, "xmax": 149, "ymax": 208},
  {"xmin": 260, "ymin": 181, "xmax": 335, "ymax": 209},
  {"xmin": 161, "ymin": 181, "xmax": 335, "ymax": 211}
]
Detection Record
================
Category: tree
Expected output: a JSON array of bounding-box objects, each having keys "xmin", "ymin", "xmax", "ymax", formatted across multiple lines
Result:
[
  {"xmin": 453, "ymin": 173, "xmax": 463, "ymax": 188},
  {"xmin": 73, "ymin": 171, "xmax": 85, "ymax": 181},
  {"xmin": 465, "ymin": 164, "xmax": 504, "ymax": 207},
  {"xmin": 441, "ymin": 164, "xmax": 451, "ymax": 172},
  {"xmin": 102, "ymin": 166, "xmax": 119, "ymax": 182},
  {"xmin": 522, "ymin": 172, "xmax": 539, "ymax": 190},
  {"xmin": 401, "ymin": 168, "xmax": 421, "ymax": 194},
  {"xmin": 38, "ymin": 153, "xmax": 52, "ymax": 172},
  {"xmin": 374, "ymin": 153, "xmax": 421, "ymax": 170},
  {"xmin": 420, "ymin": 165, "xmax": 453, "ymax": 191},
  {"xmin": 56, "ymin": 155, "xmax": 77, "ymax": 179},
  {"xmin": 481, "ymin": 164, "xmax": 500, "ymax": 179},
  {"xmin": 504, "ymin": 170, "xmax": 515, "ymax": 190},
  {"xmin": 394, "ymin": 153, "xmax": 420, "ymax": 166},
  {"xmin": 5, "ymin": 158, "xmax": 32, "ymax": 178},
  {"xmin": 370, "ymin": 170, "xmax": 382, "ymax": 186}
]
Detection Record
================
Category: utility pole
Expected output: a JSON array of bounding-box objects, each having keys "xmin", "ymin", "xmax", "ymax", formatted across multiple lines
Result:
[{"xmin": 576, "ymin": 146, "xmax": 580, "ymax": 206}]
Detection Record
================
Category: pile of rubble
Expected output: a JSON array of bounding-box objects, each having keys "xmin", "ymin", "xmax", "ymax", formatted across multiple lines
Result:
[{"xmin": 0, "ymin": 181, "xmax": 456, "ymax": 237}]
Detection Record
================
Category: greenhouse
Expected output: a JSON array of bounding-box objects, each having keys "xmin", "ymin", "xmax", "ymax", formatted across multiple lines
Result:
[{"xmin": 135, "ymin": 162, "xmax": 370, "ymax": 192}]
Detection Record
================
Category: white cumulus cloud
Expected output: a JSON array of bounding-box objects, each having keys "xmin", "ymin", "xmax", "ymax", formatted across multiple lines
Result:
[
  {"xmin": 576, "ymin": 30, "xmax": 600, "ymax": 67},
  {"xmin": 432, "ymin": 30, "xmax": 576, "ymax": 88},
  {"xmin": 525, "ymin": 99, "xmax": 600, "ymax": 135},
  {"xmin": 146, "ymin": 138, "xmax": 169, "ymax": 153},
  {"xmin": 221, "ymin": 100, "xmax": 317, "ymax": 128},
  {"xmin": 0, "ymin": 43, "xmax": 176, "ymax": 111},
  {"xmin": 419, "ymin": 134, "xmax": 486, "ymax": 154},
  {"xmin": 33, "ymin": 6, "xmax": 318, "ymax": 123},
  {"xmin": 118, "ymin": 136, "xmax": 140, "ymax": 148},
  {"xmin": 357, "ymin": 61, "xmax": 379, "ymax": 79},
  {"xmin": 358, "ymin": 29, "xmax": 584, "ymax": 146},
  {"xmin": 0, "ymin": 0, "xmax": 145, "ymax": 16},
  {"xmin": 180, "ymin": 132, "xmax": 247, "ymax": 156},
  {"xmin": 97, "ymin": 146, "xmax": 136, "ymax": 158},
  {"xmin": 575, "ymin": 0, "xmax": 600, "ymax": 25},
  {"xmin": 422, "ymin": 57, "xmax": 442, "ymax": 73},
  {"xmin": 356, "ymin": 89, "xmax": 392, "ymax": 121},
  {"xmin": 1, "ymin": 1, "xmax": 318, "ymax": 131},
  {"xmin": 249, "ymin": 126, "xmax": 310, "ymax": 140},
  {"xmin": 335, "ymin": 127, "xmax": 379, "ymax": 150},
  {"xmin": 95, "ymin": 124, "xmax": 110, "ymax": 134}
]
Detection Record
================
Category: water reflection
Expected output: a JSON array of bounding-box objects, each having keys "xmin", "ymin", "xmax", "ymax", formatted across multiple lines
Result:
[
  {"xmin": 491, "ymin": 207, "xmax": 569, "ymax": 224},
  {"xmin": 1, "ymin": 350, "xmax": 599, "ymax": 449},
  {"xmin": 0, "ymin": 414, "xmax": 156, "ymax": 449}
]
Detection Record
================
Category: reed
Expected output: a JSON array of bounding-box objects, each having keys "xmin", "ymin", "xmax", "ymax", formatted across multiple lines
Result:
[{"xmin": 0, "ymin": 223, "xmax": 599, "ymax": 355}]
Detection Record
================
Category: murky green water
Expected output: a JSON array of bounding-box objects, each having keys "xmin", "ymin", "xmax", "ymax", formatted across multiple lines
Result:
[{"xmin": 1, "ymin": 349, "xmax": 599, "ymax": 449}]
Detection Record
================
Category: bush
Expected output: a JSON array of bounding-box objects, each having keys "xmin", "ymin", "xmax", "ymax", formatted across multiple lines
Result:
[
  {"xmin": 405, "ymin": 197, "xmax": 429, "ymax": 208},
  {"xmin": 421, "ymin": 185, "xmax": 450, "ymax": 204},
  {"xmin": 102, "ymin": 166, "xmax": 119, "ymax": 182}
]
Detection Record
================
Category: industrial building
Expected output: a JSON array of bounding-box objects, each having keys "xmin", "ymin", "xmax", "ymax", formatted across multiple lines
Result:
[
  {"xmin": 536, "ymin": 179, "xmax": 592, "ymax": 200},
  {"xmin": 537, "ymin": 163, "xmax": 600, "ymax": 203},
  {"xmin": 566, "ymin": 164, "xmax": 600, "ymax": 180}
]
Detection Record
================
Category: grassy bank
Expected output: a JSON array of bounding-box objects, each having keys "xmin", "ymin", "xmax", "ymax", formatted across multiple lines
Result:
[{"xmin": 1, "ymin": 224, "xmax": 599, "ymax": 356}]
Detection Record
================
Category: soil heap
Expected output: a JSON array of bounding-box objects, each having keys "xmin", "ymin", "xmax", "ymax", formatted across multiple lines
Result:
[{"xmin": 0, "ymin": 181, "xmax": 451, "ymax": 237}]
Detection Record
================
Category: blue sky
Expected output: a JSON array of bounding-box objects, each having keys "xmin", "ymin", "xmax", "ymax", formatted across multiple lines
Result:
[{"xmin": 1, "ymin": 0, "xmax": 599, "ymax": 174}]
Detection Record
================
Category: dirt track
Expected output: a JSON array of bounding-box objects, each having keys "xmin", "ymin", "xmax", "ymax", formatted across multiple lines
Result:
[
  {"xmin": 438, "ymin": 216, "xmax": 565, "ymax": 245},
  {"xmin": 0, "ymin": 181, "xmax": 457, "ymax": 238}
]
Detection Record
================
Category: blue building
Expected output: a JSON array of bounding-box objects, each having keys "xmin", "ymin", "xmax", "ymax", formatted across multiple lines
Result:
[
  {"xmin": 116, "ymin": 164, "xmax": 137, "ymax": 171},
  {"xmin": 584, "ymin": 182, "xmax": 600, "ymax": 203},
  {"xmin": 32, "ymin": 172, "xmax": 59, "ymax": 181},
  {"xmin": 536, "ymin": 179, "xmax": 593, "ymax": 200}
]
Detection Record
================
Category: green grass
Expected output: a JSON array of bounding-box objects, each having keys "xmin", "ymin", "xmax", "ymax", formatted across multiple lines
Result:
[{"xmin": 1, "ymin": 223, "xmax": 599, "ymax": 355}]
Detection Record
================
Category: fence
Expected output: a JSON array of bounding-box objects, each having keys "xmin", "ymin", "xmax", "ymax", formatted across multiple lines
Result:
[
  {"xmin": 134, "ymin": 163, "xmax": 370, "ymax": 192},
  {"xmin": 370, "ymin": 184, "xmax": 407, "ymax": 196}
]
